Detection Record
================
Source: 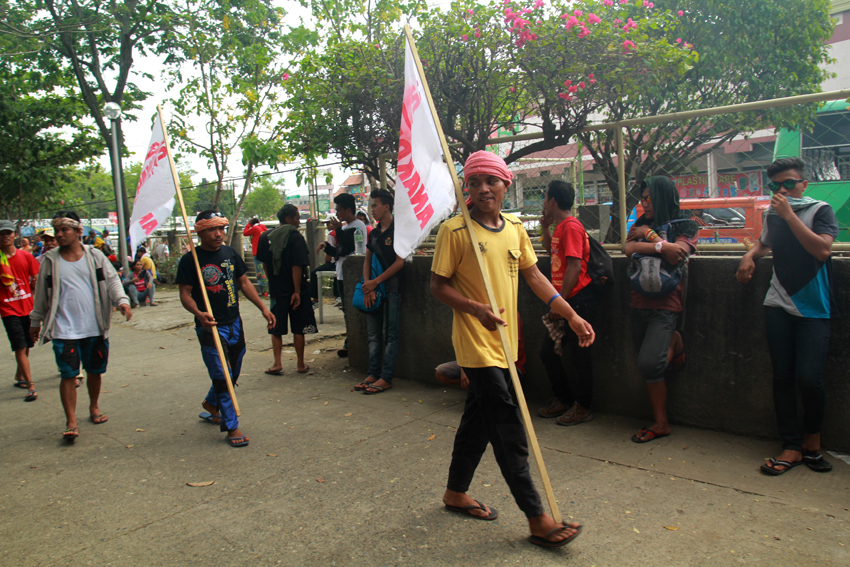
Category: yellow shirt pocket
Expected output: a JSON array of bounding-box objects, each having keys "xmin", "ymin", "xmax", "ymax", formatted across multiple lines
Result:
[{"xmin": 508, "ymin": 248, "xmax": 522, "ymax": 277}]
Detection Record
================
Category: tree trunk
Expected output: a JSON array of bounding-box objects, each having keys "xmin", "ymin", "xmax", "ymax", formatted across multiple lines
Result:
[
  {"xmin": 116, "ymin": 120, "xmax": 132, "ymax": 224},
  {"xmin": 226, "ymin": 162, "xmax": 255, "ymax": 246}
]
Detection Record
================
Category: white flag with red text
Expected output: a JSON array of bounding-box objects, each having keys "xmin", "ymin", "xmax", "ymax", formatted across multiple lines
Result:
[
  {"xmin": 393, "ymin": 36, "xmax": 456, "ymax": 259},
  {"xmin": 128, "ymin": 113, "xmax": 176, "ymax": 253}
]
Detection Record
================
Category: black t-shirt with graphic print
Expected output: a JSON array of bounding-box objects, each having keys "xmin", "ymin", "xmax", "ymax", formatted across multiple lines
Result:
[
  {"xmin": 367, "ymin": 220, "xmax": 401, "ymax": 291},
  {"xmin": 176, "ymin": 245, "xmax": 248, "ymax": 326}
]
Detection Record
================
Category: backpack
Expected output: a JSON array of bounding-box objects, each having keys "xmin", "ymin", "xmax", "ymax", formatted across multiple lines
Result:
[
  {"xmin": 587, "ymin": 234, "xmax": 614, "ymax": 288},
  {"xmin": 627, "ymin": 219, "xmax": 689, "ymax": 298}
]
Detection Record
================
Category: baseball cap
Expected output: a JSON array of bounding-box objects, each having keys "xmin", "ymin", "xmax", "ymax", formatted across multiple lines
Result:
[
  {"xmin": 0, "ymin": 220, "xmax": 15, "ymax": 233},
  {"xmin": 38, "ymin": 227, "xmax": 55, "ymax": 237}
]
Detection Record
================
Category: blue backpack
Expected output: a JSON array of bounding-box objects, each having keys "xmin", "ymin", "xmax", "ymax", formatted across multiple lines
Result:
[
  {"xmin": 627, "ymin": 219, "xmax": 690, "ymax": 298},
  {"xmin": 352, "ymin": 255, "xmax": 386, "ymax": 312}
]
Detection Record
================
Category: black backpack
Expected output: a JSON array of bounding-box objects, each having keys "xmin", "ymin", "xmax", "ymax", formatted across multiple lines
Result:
[{"xmin": 587, "ymin": 234, "xmax": 614, "ymax": 288}]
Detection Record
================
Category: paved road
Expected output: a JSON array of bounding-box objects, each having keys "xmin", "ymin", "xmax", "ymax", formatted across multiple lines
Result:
[{"xmin": 1, "ymin": 291, "xmax": 848, "ymax": 566}]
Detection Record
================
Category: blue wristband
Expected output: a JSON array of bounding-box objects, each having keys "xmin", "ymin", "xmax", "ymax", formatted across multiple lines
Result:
[{"xmin": 548, "ymin": 293, "xmax": 561, "ymax": 307}]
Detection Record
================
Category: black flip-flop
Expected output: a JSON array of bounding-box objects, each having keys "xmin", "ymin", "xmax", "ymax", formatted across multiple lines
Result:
[
  {"xmin": 63, "ymin": 427, "xmax": 79, "ymax": 443},
  {"xmin": 802, "ymin": 451, "xmax": 833, "ymax": 473},
  {"xmin": 528, "ymin": 523, "xmax": 582, "ymax": 548},
  {"xmin": 631, "ymin": 428, "xmax": 670, "ymax": 444},
  {"xmin": 14, "ymin": 380, "xmax": 29, "ymax": 389},
  {"xmin": 445, "ymin": 500, "xmax": 499, "ymax": 521},
  {"xmin": 297, "ymin": 367, "xmax": 310, "ymax": 374},
  {"xmin": 264, "ymin": 369, "xmax": 284, "ymax": 376},
  {"xmin": 363, "ymin": 384, "xmax": 392, "ymax": 395},
  {"xmin": 199, "ymin": 412, "xmax": 220, "ymax": 425},
  {"xmin": 760, "ymin": 457, "xmax": 804, "ymax": 476},
  {"xmin": 354, "ymin": 380, "xmax": 377, "ymax": 391}
]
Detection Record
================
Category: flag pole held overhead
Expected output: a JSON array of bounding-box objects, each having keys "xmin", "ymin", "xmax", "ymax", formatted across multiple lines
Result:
[
  {"xmin": 399, "ymin": 25, "xmax": 561, "ymax": 523},
  {"xmin": 155, "ymin": 105, "xmax": 240, "ymax": 416}
]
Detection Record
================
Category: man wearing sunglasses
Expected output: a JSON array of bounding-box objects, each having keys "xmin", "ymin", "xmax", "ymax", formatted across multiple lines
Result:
[
  {"xmin": 737, "ymin": 157, "xmax": 837, "ymax": 476},
  {"xmin": 177, "ymin": 210, "xmax": 275, "ymax": 448}
]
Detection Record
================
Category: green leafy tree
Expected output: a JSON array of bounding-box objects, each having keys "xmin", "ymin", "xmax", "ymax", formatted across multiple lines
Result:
[
  {"xmin": 166, "ymin": 0, "xmax": 291, "ymax": 243},
  {"xmin": 0, "ymin": 0, "xmax": 179, "ymax": 223},
  {"xmin": 242, "ymin": 176, "xmax": 286, "ymax": 220}
]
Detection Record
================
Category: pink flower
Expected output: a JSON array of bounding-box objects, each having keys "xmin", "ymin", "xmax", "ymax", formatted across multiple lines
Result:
[
  {"xmin": 588, "ymin": 73, "xmax": 595, "ymax": 79},
  {"xmin": 574, "ymin": 9, "xmax": 583, "ymax": 17},
  {"xmin": 505, "ymin": 8, "xmax": 513, "ymax": 16},
  {"xmin": 534, "ymin": 0, "xmax": 544, "ymax": 7},
  {"xmin": 474, "ymin": 31, "xmax": 481, "ymax": 38},
  {"xmin": 467, "ymin": 8, "xmax": 474, "ymax": 15},
  {"xmin": 564, "ymin": 79, "xmax": 571, "ymax": 86},
  {"xmin": 565, "ymin": 15, "xmax": 579, "ymax": 29},
  {"xmin": 678, "ymin": 10, "xmax": 684, "ymax": 16},
  {"xmin": 685, "ymin": 43, "xmax": 692, "ymax": 49},
  {"xmin": 559, "ymin": 92, "xmax": 571, "ymax": 100},
  {"xmin": 589, "ymin": 78, "xmax": 596, "ymax": 85},
  {"xmin": 622, "ymin": 39, "xmax": 635, "ymax": 51},
  {"xmin": 578, "ymin": 81, "xmax": 586, "ymax": 89},
  {"xmin": 646, "ymin": 2, "xmax": 654, "ymax": 8},
  {"xmin": 588, "ymin": 14, "xmax": 601, "ymax": 25},
  {"xmin": 510, "ymin": 87, "xmax": 516, "ymax": 92},
  {"xmin": 578, "ymin": 26, "xmax": 590, "ymax": 38},
  {"xmin": 603, "ymin": 0, "xmax": 614, "ymax": 5},
  {"xmin": 462, "ymin": 34, "xmax": 469, "ymax": 41},
  {"xmin": 568, "ymin": 85, "xmax": 578, "ymax": 93},
  {"xmin": 282, "ymin": 72, "xmax": 290, "ymax": 81},
  {"xmin": 676, "ymin": 37, "xmax": 682, "ymax": 43},
  {"xmin": 613, "ymin": 18, "xmax": 621, "ymax": 24}
]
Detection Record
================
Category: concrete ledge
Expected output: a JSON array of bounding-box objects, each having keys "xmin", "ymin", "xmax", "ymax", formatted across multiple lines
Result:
[{"xmin": 344, "ymin": 255, "xmax": 850, "ymax": 452}]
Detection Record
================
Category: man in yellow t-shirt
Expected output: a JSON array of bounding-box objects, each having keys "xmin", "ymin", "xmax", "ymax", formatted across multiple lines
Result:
[{"xmin": 431, "ymin": 151, "xmax": 595, "ymax": 549}]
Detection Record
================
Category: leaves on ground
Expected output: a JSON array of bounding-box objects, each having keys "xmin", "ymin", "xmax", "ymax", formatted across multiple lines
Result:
[
  {"xmin": 136, "ymin": 429, "xmax": 145, "ymax": 432},
  {"xmin": 344, "ymin": 413, "xmax": 352, "ymax": 417},
  {"xmin": 316, "ymin": 477, "xmax": 326, "ymax": 483},
  {"xmin": 187, "ymin": 481, "xmax": 215, "ymax": 487},
  {"xmin": 633, "ymin": 527, "xmax": 640, "ymax": 534},
  {"xmin": 427, "ymin": 434, "xmax": 436, "ymax": 441},
  {"xmin": 267, "ymin": 454, "xmax": 278, "ymax": 457},
  {"xmin": 663, "ymin": 526, "xmax": 679, "ymax": 530}
]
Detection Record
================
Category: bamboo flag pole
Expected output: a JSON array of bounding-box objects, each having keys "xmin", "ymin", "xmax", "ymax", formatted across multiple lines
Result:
[
  {"xmin": 157, "ymin": 104, "xmax": 241, "ymax": 416},
  {"xmin": 403, "ymin": 25, "xmax": 562, "ymax": 524}
]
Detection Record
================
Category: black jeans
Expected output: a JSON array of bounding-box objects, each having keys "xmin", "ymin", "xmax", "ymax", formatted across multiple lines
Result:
[
  {"xmin": 630, "ymin": 308, "xmax": 679, "ymax": 384},
  {"xmin": 764, "ymin": 306, "xmax": 830, "ymax": 452},
  {"xmin": 540, "ymin": 287, "xmax": 596, "ymax": 409},
  {"xmin": 447, "ymin": 366, "xmax": 544, "ymax": 519}
]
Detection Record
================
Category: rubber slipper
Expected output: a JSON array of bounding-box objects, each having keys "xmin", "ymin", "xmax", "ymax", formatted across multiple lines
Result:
[
  {"xmin": 297, "ymin": 367, "xmax": 310, "ymax": 374},
  {"xmin": 363, "ymin": 384, "xmax": 392, "ymax": 395},
  {"xmin": 354, "ymin": 380, "xmax": 377, "ymax": 391},
  {"xmin": 199, "ymin": 412, "xmax": 220, "ymax": 425},
  {"xmin": 90, "ymin": 413, "xmax": 108, "ymax": 424},
  {"xmin": 445, "ymin": 500, "xmax": 499, "ymax": 521},
  {"xmin": 226, "ymin": 435, "xmax": 249, "ymax": 447},
  {"xmin": 14, "ymin": 380, "xmax": 29, "ymax": 389},
  {"xmin": 63, "ymin": 427, "xmax": 79, "ymax": 443},
  {"xmin": 802, "ymin": 451, "xmax": 833, "ymax": 473},
  {"xmin": 264, "ymin": 368, "xmax": 284, "ymax": 376},
  {"xmin": 631, "ymin": 428, "xmax": 670, "ymax": 444},
  {"xmin": 760, "ymin": 457, "xmax": 803, "ymax": 476},
  {"xmin": 528, "ymin": 524, "xmax": 582, "ymax": 548},
  {"xmin": 24, "ymin": 390, "xmax": 37, "ymax": 402},
  {"xmin": 75, "ymin": 376, "xmax": 84, "ymax": 388},
  {"xmin": 669, "ymin": 349, "xmax": 685, "ymax": 372}
]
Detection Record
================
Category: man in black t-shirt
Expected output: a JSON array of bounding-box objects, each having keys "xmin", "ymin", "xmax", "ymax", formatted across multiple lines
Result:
[
  {"xmin": 256, "ymin": 204, "xmax": 318, "ymax": 376},
  {"xmin": 176, "ymin": 210, "xmax": 275, "ymax": 448},
  {"xmin": 353, "ymin": 189, "xmax": 405, "ymax": 394}
]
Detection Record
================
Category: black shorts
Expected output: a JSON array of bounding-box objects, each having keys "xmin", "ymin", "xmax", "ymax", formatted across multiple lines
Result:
[
  {"xmin": 3, "ymin": 315, "xmax": 33, "ymax": 351},
  {"xmin": 268, "ymin": 295, "xmax": 318, "ymax": 336}
]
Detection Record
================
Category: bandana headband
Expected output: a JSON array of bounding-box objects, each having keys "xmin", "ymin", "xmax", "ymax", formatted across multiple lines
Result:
[
  {"xmin": 52, "ymin": 217, "xmax": 82, "ymax": 229},
  {"xmin": 463, "ymin": 150, "xmax": 513, "ymax": 186},
  {"xmin": 193, "ymin": 216, "xmax": 229, "ymax": 232}
]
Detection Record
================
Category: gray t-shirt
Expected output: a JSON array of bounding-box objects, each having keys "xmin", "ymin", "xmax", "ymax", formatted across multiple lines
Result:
[{"xmin": 53, "ymin": 255, "xmax": 100, "ymax": 340}]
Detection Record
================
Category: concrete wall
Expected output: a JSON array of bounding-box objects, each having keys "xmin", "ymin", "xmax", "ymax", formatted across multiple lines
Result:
[{"xmin": 342, "ymin": 255, "xmax": 850, "ymax": 452}]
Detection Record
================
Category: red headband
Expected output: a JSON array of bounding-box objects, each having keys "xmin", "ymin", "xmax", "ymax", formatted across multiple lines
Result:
[{"xmin": 463, "ymin": 151, "xmax": 513, "ymax": 186}]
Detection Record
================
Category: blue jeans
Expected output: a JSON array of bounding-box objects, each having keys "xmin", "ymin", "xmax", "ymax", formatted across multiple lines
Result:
[
  {"xmin": 253, "ymin": 255, "xmax": 267, "ymax": 295},
  {"xmin": 764, "ymin": 306, "xmax": 830, "ymax": 451},
  {"xmin": 630, "ymin": 308, "xmax": 678, "ymax": 384},
  {"xmin": 197, "ymin": 319, "xmax": 246, "ymax": 432},
  {"xmin": 127, "ymin": 285, "xmax": 154, "ymax": 306},
  {"xmin": 366, "ymin": 290, "xmax": 400, "ymax": 383}
]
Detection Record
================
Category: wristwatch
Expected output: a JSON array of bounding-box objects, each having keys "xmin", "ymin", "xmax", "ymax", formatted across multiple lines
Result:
[{"xmin": 655, "ymin": 241, "xmax": 664, "ymax": 253}]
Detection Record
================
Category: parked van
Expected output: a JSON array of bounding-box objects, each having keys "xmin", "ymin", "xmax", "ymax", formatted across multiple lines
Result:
[{"xmin": 634, "ymin": 196, "xmax": 770, "ymax": 245}]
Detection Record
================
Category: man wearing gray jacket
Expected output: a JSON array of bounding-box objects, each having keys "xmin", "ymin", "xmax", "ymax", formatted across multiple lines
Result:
[{"xmin": 30, "ymin": 211, "xmax": 132, "ymax": 442}]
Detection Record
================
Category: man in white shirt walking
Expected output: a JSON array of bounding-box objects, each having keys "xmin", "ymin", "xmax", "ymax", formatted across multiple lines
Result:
[{"xmin": 30, "ymin": 211, "xmax": 132, "ymax": 443}]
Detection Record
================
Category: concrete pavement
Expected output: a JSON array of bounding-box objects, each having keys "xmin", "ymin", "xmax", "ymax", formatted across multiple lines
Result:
[{"xmin": 1, "ymin": 290, "xmax": 848, "ymax": 566}]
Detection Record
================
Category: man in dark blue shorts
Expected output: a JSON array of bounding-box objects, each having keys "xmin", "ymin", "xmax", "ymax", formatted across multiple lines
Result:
[
  {"xmin": 30, "ymin": 211, "xmax": 132, "ymax": 442},
  {"xmin": 256, "ymin": 204, "xmax": 318, "ymax": 375}
]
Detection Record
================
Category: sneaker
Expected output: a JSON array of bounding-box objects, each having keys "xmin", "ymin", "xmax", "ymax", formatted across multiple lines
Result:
[
  {"xmin": 538, "ymin": 398, "xmax": 571, "ymax": 418},
  {"xmin": 312, "ymin": 301, "xmax": 319, "ymax": 310},
  {"xmin": 557, "ymin": 404, "xmax": 593, "ymax": 426},
  {"xmin": 333, "ymin": 297, "xmax": 342, "ymax": 307}
]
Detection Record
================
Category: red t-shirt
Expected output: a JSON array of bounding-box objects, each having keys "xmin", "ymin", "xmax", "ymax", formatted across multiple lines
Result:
[
  {"xmin": 0, "ymin": 249, "xmax": 39, "ymax": 318},
  {"xmin": 550, "ymin": 217, "xmax": 591, "ymax": 298},
  {"xmin": 243, "ymin": 223, "xmax": 268, "ymax": 256}
]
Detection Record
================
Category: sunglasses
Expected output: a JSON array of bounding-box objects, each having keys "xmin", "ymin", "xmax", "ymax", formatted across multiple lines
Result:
[
  {"xmin": 199, "ymin": 211, "xmax": 224, "ymax": 220},
  {"xmin": 640, "ymin": 195, "xmax": 652, "ymax": 204},
  {"xmin": 767, "ymin": 179, "xmax": 804, "ymax": 192}
]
